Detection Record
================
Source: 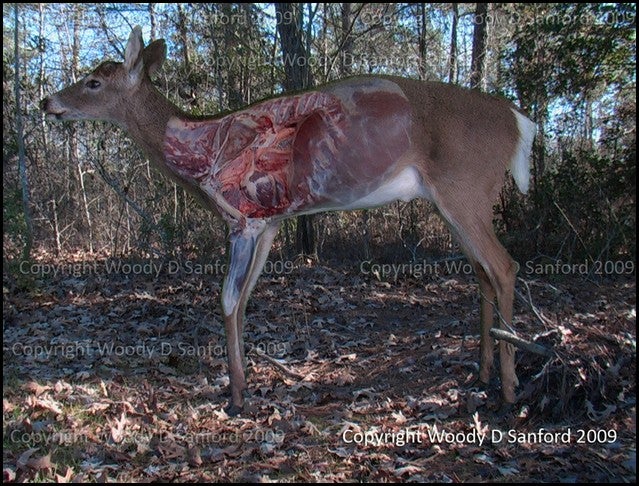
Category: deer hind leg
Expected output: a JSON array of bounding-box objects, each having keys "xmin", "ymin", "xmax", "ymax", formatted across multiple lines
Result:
[
  {"xmin": 435, "ymin": 200, "xmax": 519, "ymax": 403},
  {"xmin": 474, "ymin": 264, "xmax": 496, "ymax": 385}
]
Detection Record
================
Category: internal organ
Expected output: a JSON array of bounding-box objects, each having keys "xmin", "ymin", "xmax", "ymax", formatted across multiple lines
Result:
[{"xmin": 163, "ymin": 82, "xmax": 412, "ymax": 219}]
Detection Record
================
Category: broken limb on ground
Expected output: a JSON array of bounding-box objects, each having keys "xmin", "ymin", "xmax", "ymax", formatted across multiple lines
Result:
[{"xmin": 3, "ymin": 254, "xmax": 636, "ymax": 482}]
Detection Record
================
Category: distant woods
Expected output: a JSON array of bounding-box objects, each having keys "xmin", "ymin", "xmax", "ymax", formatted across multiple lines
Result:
[{"xmin": 3, "ymin": 3, "xmax": 636, "ymax": 266}]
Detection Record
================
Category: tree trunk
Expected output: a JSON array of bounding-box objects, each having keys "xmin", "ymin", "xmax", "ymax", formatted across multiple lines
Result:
[
  {"xmin": 176, "ymin": 4, "xmax": 190, "ymax": 72},
  {"xmin": 339, "ymin": 3, "xmax": 352, "ymax": 77},
  {"xmin": 37, "ymin": 3, "xmax": 49, "ymax": 151},
  {"xmin": 417, "ymin": 3, "xmax": 428, "ymax": 80},
  {"xmin": 14, "ymin": 5, "xmax": 33, "ymax": 260},
  {"xmin": 148, "ymin": 3, "xmax": 156, "ymax": 40},
  {"xmin": 470, "ymin": 3, "xmax": 488, "ymax": 90},
  {"xmin": 276, "ymin": 3, "xmax": 317, "ymax": 257},
  {"xmin": 71, "ymin": 14, "xmax": 94, "ymax": 253},
  {"xmin": 448, "ymin": 3, "xmax": 458, "ymax": 84},
  {"xmin": 276, "ymin": 3, "xmax": 313, "ymax": 91}
]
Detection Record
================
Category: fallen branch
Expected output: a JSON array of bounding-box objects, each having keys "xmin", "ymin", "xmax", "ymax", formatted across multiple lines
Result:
[
  {"xmin": 516, "ymin": 277, "xmax": 555, "ymax": 327},
  {"xmin": 250, "ymin": 348, "xmax": 306, "ymax": 380},
  {"xmin": 489, "ymin": 328, "xmax": 555, "ymax": 357}
]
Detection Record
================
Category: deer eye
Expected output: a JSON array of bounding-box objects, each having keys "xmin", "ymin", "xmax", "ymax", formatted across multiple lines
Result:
[{"xmin": 86, "ymin": 79, "xmax": 101, "ymax": 90}]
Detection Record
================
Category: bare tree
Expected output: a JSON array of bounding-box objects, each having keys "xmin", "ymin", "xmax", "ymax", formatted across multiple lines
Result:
[
  {"xmin": 339, "ymin": 3, "xmax": 353, "ymax": 77},
  {"xmin": 148, "ymin": 3, "xmax": 156, "ymax": 40},
  {"xmin": 448, "ymin": 3, "xmax": 459, "ymax": 84},
  {"xmin": 470, "ymin": 3, "xmax": 488, "ymax": 90},
  {"xmin": 275, "ymin": 2, "xmax": 316, "ymax": 256},
  {"xmin": 13, "ymin": 5, "xmax": 33, "ymax": 259}
]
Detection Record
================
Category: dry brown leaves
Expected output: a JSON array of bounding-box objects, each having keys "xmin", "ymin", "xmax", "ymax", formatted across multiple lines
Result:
[{"xmin": 3, "ymin": 254, "xmax": 636, "ymax": 482}]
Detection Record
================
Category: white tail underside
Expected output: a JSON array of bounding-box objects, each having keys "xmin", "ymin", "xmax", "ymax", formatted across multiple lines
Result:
[{"xmin": 510, "ymin": 109, "xmax": 536, "ymax": 194}]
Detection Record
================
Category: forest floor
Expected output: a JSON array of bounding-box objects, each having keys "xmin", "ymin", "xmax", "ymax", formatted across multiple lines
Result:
[{"xmin": 3, "ymin": 252, "xmax": 636, "ymax": 483}]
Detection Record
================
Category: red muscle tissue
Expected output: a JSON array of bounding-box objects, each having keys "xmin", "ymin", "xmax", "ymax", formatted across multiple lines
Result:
[{"xmin": 164, "ymin": 92, "xmax": 344, "ymax": 218}]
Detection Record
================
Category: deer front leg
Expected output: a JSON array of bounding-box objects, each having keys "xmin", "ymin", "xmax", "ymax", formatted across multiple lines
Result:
[{"xmin": 221, "ymin": 219, "xmax": 280, "ymax": 415}]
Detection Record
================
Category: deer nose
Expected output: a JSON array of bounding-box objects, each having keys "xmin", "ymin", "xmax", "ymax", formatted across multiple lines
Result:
[{"xmin": 39, "ymin": 98, "xmax": 49, "ymax": 112}]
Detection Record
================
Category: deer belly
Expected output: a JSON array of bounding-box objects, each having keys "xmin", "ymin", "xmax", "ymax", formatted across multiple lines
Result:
[{"xmin": 338, "ymin": 166, "xmax": 430, "ymax": 210}]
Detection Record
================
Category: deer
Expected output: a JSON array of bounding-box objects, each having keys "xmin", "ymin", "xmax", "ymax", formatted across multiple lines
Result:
[{"xmin": 41, "ymin": 26, "xmax": 536, "ymax": 416}]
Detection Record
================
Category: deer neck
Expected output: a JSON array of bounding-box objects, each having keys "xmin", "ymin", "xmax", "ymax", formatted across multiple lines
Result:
[
  {"xmin": 120, "ymin": 83, "xmax": 218, "ymax": 210},
  {"xmin": 123, "ymin": 83, "xmax": 184, "ymax": 169}
]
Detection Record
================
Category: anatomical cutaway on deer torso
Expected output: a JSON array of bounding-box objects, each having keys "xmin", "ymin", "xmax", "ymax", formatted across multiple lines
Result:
[{"xmin": 163, "ymin": 78, "xmax": 415, "ymax": 223}]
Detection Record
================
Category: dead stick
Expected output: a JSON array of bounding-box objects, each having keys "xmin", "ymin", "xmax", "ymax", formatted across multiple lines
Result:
[
  {"xmin": 489, "ymin": 328, "xmax": 555, "ymax": 357},
  {"xmin": 516, "ymin": 277, "xmax": 554, "ymax": 327},
  {"xmin": 250, "ymin": 348, "xmax": 306, "ymax": 380}
]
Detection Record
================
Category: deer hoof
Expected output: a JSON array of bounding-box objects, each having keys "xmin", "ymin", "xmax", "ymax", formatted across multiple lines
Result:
[
  {"xmin": 496, "ymin": 402, "xmax": 514, "ymax": 417},
  {"xmin": 224, "ymin": 402, "xmax": 243, "ymax": 417}
]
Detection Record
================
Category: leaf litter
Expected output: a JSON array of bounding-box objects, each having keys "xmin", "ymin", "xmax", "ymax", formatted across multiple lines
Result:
[{"xmin": 3, "ymin": 254, "xmax": 636, "ymax": 482}]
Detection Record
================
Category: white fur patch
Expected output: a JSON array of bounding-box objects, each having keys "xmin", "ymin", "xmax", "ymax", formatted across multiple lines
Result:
[
  {"xmin": 510, "ymin": 109, "xmax": 536, "ymax": 194},
  {"xmin": 341, "ymin": 165, "xmax": 429, "ymax": 210}
]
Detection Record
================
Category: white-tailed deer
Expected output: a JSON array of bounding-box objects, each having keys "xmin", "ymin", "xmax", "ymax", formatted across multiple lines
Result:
[{"xmin": 42, "ymin": 27, "xmax": 535, "ymax": 415}]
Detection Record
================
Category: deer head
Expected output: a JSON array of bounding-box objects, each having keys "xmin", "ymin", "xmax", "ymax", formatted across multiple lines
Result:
[{"xmin": 41, "ymin": 26, "xmax": 168, "ymax": 127}]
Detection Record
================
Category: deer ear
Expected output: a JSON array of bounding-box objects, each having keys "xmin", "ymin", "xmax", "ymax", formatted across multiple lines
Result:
[
  {"xmin": 143, "ymin": 40, "xmax": 166, "ymax": 77},
  {"xmin": 124, "ymin": 26, "xmax": 145, "ymax": 81}
]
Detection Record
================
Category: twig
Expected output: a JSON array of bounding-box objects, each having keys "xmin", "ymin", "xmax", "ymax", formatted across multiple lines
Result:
[
  {"xmin": 250, "ymin": 348, "xmax": 306, "ymax": 380},
  {"xmin": 489, "ymin": 328, "xmax": 555, "ymax": 357},
  {"xmin": 516, "ymin": 277, "xmax": 555, "ymax": 328},
  {"xmin": 553, "ymin": 201, "xmax": 595, "ymax": 265}
]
